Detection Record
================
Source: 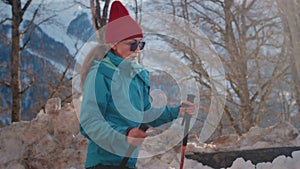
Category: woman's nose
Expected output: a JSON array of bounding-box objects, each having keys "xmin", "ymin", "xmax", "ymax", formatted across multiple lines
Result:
[{"xmin": 135, "ymin": 45, "xmax": 141, "ymax": 52}]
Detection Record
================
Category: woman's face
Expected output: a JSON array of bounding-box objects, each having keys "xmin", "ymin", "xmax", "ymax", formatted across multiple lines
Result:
[{"xmin": 111, "ymin": 38, "xmax": 143, "ymax": 61}]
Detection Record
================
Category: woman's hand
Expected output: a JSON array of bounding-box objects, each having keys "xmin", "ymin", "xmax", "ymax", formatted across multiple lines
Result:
[
  {"xmin": 126, "ymin": 128, "xmax": 147, "ymax": 146},
  {"xmin": 179, "ymin": 101, "xmax": 195, "ymax": 117}
]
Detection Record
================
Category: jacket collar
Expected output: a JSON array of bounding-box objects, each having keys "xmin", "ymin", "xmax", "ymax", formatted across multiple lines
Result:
[
  {"xmin": 106, "ymin": 50, "xmax": 123, "ymax": 67},
  {"xmin": 106, "ymin": 51, "xmax": 141, "ymax": 75},
  {"xmin": 105, "ymin": 51, "xmax": 150, "ymax": 86}
]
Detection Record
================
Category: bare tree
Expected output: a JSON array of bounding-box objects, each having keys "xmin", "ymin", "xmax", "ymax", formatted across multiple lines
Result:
[
  {"xmin": 277, "ymin": 0, "xmax": 300, "ymax": 120},
  {"xmin": 89, "ymin": 0, "xmax": 110, "ymax": 42},
  {"xmin": 0, "ymin": 0, "xmax": 71, "ymax": 123},
  {"xmin": 167, "ymin": 0, "xmax": 288, "ymax": 134},
  {"xmin": 0, "ymin": 0, "xmax": 35, "ymax": 122}
]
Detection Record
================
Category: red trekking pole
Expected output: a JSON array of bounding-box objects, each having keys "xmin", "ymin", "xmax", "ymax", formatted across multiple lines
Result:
[{"xmin": 180, "ymin": 94, "xmax": 195, "ymax": 169}]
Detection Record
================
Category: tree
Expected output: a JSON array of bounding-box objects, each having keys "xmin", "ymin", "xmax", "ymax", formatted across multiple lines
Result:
[
  {"xmin": 89, "ymin": 0, "xmax": 110, "ymax": 41},
  {"xmin": 277, "ymin": 0, "xmax": 300, "ymax": 121},
  {"xmin": 0, "ymin": 0, "xmax": 72, "ymax": 123},
  {"xmin": 0, "ymin": 0, "xmax": 35, "ymax": 122},
  {"xmin": 167, "ymin": 0, "xmax": 289, "ymax": 134}
]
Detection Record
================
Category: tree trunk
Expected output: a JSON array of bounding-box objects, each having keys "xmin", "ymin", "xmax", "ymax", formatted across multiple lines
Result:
[
  {"xmin": 11, "ymin": 0, "xmax": 22, "ymax": 122},
  {"xmin": 239, "ymin": 12, "xmax": 253, "ymax": 132},
  {"xmin": 90, "ymin": 0, "xmax": 110, "ymax": 42},
  {"xmin": 223, "ymin": 0, "xmax": 253, "ymax": 132},
  {"xmin": 277, "ymin": 0, "xmax": 300, "ymax": 115}
]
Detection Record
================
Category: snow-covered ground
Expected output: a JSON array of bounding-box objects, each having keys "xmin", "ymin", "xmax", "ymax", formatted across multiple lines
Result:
[
  {"xmin": 228, "ymin": 153, "xmax": 300, "ymax": 169},
  {"xmin": 2, "ymin": 1, "xmax": 300, "ymax": 168},
  {"xmin": 137, "ymin": 146, "xmax": 300, "ymax": 169},
  {"xmin": 137, "ymin": 121, "xmax": 300, "ymax": 169}
]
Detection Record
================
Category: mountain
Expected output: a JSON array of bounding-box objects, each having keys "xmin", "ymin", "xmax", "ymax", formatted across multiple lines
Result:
[
  {"xmin": 0, "ymin": 9, "xmax": 94, "ymax": 124},
  {"xmin": 67, "ymin": 12, "xmax": 94, "ymax": 42},
  {"xmin": 1, "ymin": 0, "xmax": 299, "ymax": 133}
]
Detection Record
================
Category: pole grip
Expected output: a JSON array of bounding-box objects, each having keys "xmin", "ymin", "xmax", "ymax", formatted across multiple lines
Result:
[
  {"xmin": 187, "ymin": 94, "xmax": 196, "ymax": 103},
  {"xmin": 181, "ymin": 94, "xmax": 196, "ymax": 125},
  {"xmin": 120, "ymin": 123, "xmax": 149, "ymax": 168},
  {"xmin": 139, "ymin": 123, "xmax": 149, "ymax": 132}
]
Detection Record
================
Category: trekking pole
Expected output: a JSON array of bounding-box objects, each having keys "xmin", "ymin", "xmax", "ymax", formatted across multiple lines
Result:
[
  {"xmin": 119, "ymin": 123, "xmax": 149, "ymax": 169},
  {"xmin": 180, "ymin": 94, "xmax": 195, "ymax": 169}
]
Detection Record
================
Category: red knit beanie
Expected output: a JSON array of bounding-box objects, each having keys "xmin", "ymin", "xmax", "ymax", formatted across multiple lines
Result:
[{"xmin": 105, "ymin": 1, "xmax": 143, "ymax": 43}]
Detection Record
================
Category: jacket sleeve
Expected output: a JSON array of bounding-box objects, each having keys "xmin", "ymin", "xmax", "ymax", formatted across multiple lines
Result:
[
  {"xmin": 144, "ymin": 97, "xmax": 180, "ymax": 127},
  {"xmin": 79, "ymin": 69, "xmax": 129, "ymax": 154},
  {"xmin": 149, "ymin": 106, "xmax": 180, "ymax": 127}
]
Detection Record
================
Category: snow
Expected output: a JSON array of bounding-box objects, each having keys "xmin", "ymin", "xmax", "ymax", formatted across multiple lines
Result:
[
  {"xmin": 143, "ymin": 150, "xmax": 300, "ymax": 169},
  {"xmin": 137, "ymin": 150, "xmax": 300, "ymax": 169},
  {"xmin": 2, "ymin": 0, "xmax": 300, "ymax": 168},
  {"xmin": 35, "ymin": 0, "xmax": 90, "ymax": 55},
  {"xmin": 256, "ymin": 162, "xmax": 272, "ymax": 169},
  {"xmin": 137, "ymin": 121, "xmax": 300, "ymax": 169},
  {"xmin": 26, "ymin": 48, "xmax": 74, "ymax": 77},
  {"xmin": 228, "ymin": 158, "xmax": 255, "ymax": 169},
  {"xmin": 25, "ymin": 0, "xmax": 151, "ymax": 56},
  {"xmin": 0, "ymin": 0, "xmax": 86, "ymax": 55},
  {"xmin": 226, "ymin": 152, "xmax": 300, "ymax": 169}
]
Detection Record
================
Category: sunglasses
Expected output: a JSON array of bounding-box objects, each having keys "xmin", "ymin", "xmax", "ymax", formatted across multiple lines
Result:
[{"xmin": 123, "ymin": 41, "xmax": 146, "ymax": 51}]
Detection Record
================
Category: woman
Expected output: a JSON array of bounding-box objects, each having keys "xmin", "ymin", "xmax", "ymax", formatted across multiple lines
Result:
[{"xmin": 79, "ymin": 1, "xmax": 195, "ymax": 169}]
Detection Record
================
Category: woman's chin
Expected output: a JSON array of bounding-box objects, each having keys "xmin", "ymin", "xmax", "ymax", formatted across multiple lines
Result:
[{"xmin": 125, "ymin": 56, "xmax": 137, "ymax": 61}]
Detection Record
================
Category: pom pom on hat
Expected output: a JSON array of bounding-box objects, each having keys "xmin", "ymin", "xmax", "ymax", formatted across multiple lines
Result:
[{"xmin": 105, "ymin": 1, "xmax": 143, "ymax": 43}]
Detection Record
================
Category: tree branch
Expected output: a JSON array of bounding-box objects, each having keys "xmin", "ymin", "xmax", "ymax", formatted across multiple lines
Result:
[
  {"xmin": 100, "ymin": 0, "xmax": 110, "ymax": 27},
  {"xmin": 224, "ymin": 105, "xmax": 242, "ymax": 135},
  {"xmin": 0, "ymin": 17, "xmax": 12, "ymax": 24},
  {"xmin": 48, "ymin": 61, "xmax": 72, "ymax": 99},
  {"xmin": 20, "ymin": 0, "xmax": 33, "ymax": 19},
  {"xmin": 20, "ymin": 14, "xmax": 56, "ymax": 51},
  {"xmin": 0, "ymin": 81, "xmax": 11, "ymax": 87}
]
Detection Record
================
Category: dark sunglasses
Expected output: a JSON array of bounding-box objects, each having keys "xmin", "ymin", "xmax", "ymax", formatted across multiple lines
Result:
[{"xmin": 124, "ymin": 41, "xmax": 146, "ymax": 51}]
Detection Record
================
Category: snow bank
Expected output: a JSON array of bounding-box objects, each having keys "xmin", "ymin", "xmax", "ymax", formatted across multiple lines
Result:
[{"xmin": 137, "ymin": 121, "xmax": 300, "ymax": 169}]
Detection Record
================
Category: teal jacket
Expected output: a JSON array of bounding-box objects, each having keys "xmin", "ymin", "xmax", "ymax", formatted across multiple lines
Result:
[{"xmin": 80, "ymin": 51, "xmax": 180, "ymax": 168}]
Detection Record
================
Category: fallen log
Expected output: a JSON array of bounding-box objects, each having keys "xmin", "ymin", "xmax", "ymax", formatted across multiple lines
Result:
[{"xmin": 185, "ymin": 146, "xmax": 300, "ymax": 168}]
